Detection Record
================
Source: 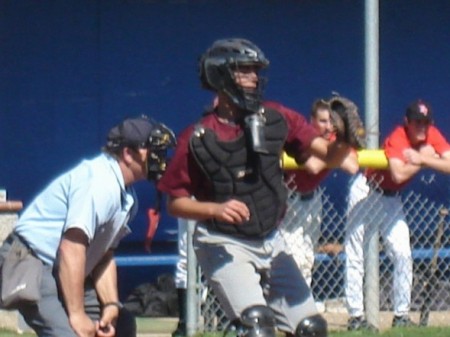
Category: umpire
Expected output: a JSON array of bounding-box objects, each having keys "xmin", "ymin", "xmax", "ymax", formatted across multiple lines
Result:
[
  {"xmin": 0, "ymin": 116, "xmax": 175, "ymax": 337},
  {"xmin": 158, "ymin": 38, "xmax": 362, "ymax": 337}
]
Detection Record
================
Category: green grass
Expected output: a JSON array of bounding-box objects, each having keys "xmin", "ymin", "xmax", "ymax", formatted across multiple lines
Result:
[
  {"xmin": 193, "ymin": 327, "xmax": 450, "ymax": 337},
  {"xmin": 136, "ymin": 316, "xmax": 178, "ymax": 333},
  {"xmin": 3, "ymin": 323, "xmax": 450, "ymax": 337},
  {"xmin": 204, "ymin": 327, "xmax": 450, "ymax": 337},
  {"xmin": 0, "ymin": 331, "xmax": 35, "ymax": 337},
  {"xmin": 330, "ymin": 327, "xmax": 450, "ymax": 337}
]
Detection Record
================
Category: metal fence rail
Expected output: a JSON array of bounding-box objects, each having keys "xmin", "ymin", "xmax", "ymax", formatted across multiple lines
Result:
[{"xmin": 186, "ymin": 171, "xmax": 450, "ymax": 333}]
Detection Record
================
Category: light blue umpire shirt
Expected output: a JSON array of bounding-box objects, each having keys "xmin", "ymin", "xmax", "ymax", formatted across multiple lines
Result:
[{"xmin": 15, "ymin": 153, "xmax": 137, "ymax": 274}]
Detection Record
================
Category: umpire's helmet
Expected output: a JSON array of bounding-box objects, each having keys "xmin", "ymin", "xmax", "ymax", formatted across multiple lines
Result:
[
  {"xmin": 106, "ymin": 115, "xmax": 176, "ymax": 181},
  {"xmin": 199, "ymin": 38, "xmax": 269, "ymax": 114}
]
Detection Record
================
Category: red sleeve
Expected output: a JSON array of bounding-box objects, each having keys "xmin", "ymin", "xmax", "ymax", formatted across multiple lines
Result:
[
  {"xmin": 264, "ymin": 101, "xmax": 319, "ymax": 156},
  {"xmin": 383, "ymin": 126, "xmax": 410, "ymax": 160},
  {"xmin": 157, "ymin": 114, "xmax": 225, "ymax": 200},
  {"xmin": 384, "ymin": 125, "xmax": 450, "ymax": 161},
  {"xmin": 157, "ymin": 125, "xmax": 197, "ymax": 198},
  {"xmin": 428, "ymin": 125, "xmax": 450, "ymax": 155}
]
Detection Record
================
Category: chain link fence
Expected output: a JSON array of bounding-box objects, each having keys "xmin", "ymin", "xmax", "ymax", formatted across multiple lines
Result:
[{"xmin": 187, "ymin": 171, "xmax": 450, "ymax": 332}]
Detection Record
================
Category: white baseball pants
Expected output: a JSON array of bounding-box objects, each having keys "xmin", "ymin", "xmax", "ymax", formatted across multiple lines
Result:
[
  {"xmin": 278, "ymin": 190, "xmax": 322, "ymax": 286},
  {"xmin": 175, "ymin": 218, "xmax": 188, "ymax": 289},
  {"xmin": 345, "ymin": 173, "xmax": 412, "ymax": 317}
]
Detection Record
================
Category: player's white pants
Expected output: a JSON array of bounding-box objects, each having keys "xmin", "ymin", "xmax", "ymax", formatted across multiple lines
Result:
[
  {"xmin": 278, "ymin": 190, "xmax": 322, "ymax": 286},
  {"xmin": 345, "ymin": 173, "xmax": 412, "ymax": 317},
  {"xmin": 194, "ymin": 223, "xmax": 318, "ymax": 333},
  {"xmin": 175, "ymin": 218, "xmax": 188, "ymax": 289}
]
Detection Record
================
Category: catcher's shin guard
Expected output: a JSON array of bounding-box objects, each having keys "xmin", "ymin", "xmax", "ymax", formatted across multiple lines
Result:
[
  {"xmin": 236, "ymin": 305, "xmax": 276, "ymax": 337},
  {"xmin": 295, "ymin": 314, "xmax": 327, "ymax": 337}
]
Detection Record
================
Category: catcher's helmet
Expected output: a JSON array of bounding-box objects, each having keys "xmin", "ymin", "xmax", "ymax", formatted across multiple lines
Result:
[{"xmin": 199, "ymin": 38, "xmax": 269, "ymax": 113}]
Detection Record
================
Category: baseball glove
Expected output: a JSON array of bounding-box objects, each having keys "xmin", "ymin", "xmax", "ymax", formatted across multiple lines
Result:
[{"xmin": 329, "ymin": 95, "xmax": 367, "ymax": 149}]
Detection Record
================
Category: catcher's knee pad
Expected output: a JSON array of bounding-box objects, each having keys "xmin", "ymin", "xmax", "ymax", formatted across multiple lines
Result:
[
  {"xmin": 238, "ymin": 305, "xmax": 276, "ymax": 337},
  {"xmin": 295, "ymin": 314, "xmax": 327, "ymax": 337}
]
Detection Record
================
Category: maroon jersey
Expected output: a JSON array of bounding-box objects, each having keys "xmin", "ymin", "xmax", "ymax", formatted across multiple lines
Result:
[
  {"xmin": 285, "ymin": 169, "xmax": 329, "ymax": 194},
  {"xmin": 157, "ymin": 101, "xmax": 319, "ymax": 200}
]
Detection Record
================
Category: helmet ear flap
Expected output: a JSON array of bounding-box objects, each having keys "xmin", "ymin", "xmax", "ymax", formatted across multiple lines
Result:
[
  {"xmin": 199, "ymin": 55, "xmax": 213, "ymax": 90},
  {"xmin": 200, "ymin": 57, "xmax": 229, "ymax": 91}
]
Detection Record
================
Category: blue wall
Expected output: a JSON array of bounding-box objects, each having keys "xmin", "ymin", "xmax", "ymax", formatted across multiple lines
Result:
[{"xmin": 1, "ymin": 0, "xmax": 450, "ymax": 249}]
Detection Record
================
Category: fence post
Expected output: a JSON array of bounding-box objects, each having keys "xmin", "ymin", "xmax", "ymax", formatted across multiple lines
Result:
[
  {"xmin": 186, "ymin": 219, "xmax": 198, "ymax": 336},
  {"xmin": 364, "ymin": 0, "xmax": 380, "ymax": 329},
  {"xmin": 364, "ymin": 231, "xmax": 379, "ymax": 329}
]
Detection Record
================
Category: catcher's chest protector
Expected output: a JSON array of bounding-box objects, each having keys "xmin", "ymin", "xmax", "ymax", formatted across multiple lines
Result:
[{"xmin": 189, "ymin": 108, "xmax": 288, "ymax": 237}]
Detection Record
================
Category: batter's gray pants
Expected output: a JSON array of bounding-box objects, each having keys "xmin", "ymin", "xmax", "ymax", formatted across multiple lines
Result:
[{"xmin": 193, "ymin": 223, "xmax": 319, "ymax": 334}]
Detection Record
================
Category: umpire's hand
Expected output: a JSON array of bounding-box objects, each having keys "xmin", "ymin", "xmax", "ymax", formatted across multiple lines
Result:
[{"xmin": 69, "ymin": 312, "xmax": 97, "ymax": 337}]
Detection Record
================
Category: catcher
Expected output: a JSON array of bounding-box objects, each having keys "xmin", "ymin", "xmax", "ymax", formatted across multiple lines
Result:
[{"xmin": 157, "ymin": 37, "xmax": 365, "ymax": 337}]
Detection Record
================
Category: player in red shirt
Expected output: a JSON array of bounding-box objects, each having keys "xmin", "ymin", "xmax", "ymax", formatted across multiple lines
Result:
[
  {"xmin": 345, "ymin": 99, "xmax": 450, "ymax": 330},
  {"xmin": 279, "ymin": 99, "xmax": 358, "ymax": 288},
  {"xmin": 158, "ymin": 38, "xmax": 354, "ymax": 337}
]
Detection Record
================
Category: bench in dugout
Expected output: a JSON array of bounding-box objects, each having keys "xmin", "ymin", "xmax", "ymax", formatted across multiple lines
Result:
[{"xmin": 115, "ymin": 250, "xmax": 179, "ymax": 300}]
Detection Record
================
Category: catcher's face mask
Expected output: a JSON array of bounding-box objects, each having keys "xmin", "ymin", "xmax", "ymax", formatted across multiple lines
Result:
[{"xmin": 145, "ymin": 123, "xmax": 176, "ymax": 181}]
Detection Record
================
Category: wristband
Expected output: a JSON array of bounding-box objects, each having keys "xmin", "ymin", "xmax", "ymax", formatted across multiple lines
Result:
[{"xmin": 103, "ymin": 301, "xmax": 123, "ymax": 310}]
